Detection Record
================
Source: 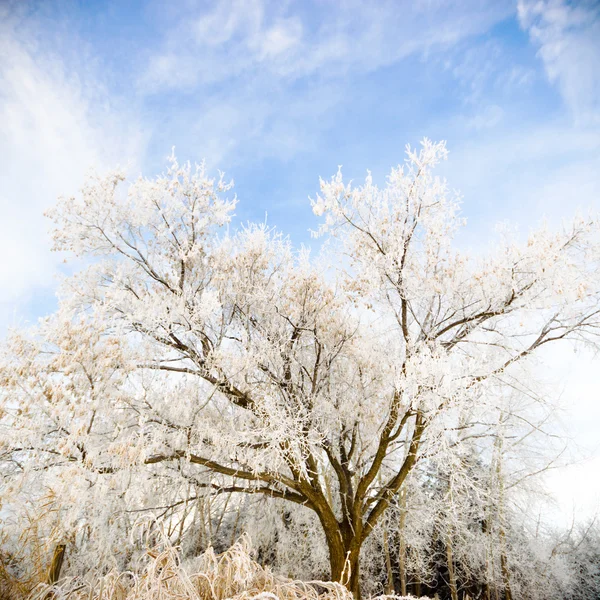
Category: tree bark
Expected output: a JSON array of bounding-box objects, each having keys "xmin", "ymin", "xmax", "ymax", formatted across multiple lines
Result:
[
  {"xmin": 326, "ymin": 530, "xmax": 361, "ymax": 599},
  {"xmin": 446, "ymin": 535, "xmax": 459, "ymax": 600},
  {"xmin": 398, "ymin": 489, "xmax": 408, "ymax": 596},
  {"xmin": 383, "ymin": 527, "xmax": 394, "ymax": 595},
  {"xmin": 494, "ymin": 421, "xmax": 513, "ymax": 600},
  {"xmin": 500, "ymin": 547, "xmax": 513, "ymax": 600}
]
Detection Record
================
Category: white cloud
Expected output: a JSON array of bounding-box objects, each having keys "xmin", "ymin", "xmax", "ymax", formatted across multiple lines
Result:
[
  {"xmin": 502, "ymin": 64, "xmax": 536, "ymax": 89},
  {"xmin": 442, "ymin": 122, "xmax": 600, "ymax": 240},
  {"xmin": 0, "ymin": 9, "xmax": 145, "ymax": 333},
  {"xmin": 518, "ymin": 0, "xmax": 600, "ymax": 124},
  {"xmin": 138, "ymin": 0, "xmax": 513, "ymax": 167},
  {"xmin": 461, "ymin": 104, "xmax": 505, "ymax": 130},
  {"xmin": 188, "ymin": 78, "xmax": 346, "ymax": 169},
  {"xmin": 449, "ymin": 39, "xmax": 505, "ymax": 104},
  {"xmin": 143, "ymin": 0, "xmax": 512, "ymax": 90},
  {"xmin": 258, "ymin": 18, "xmax": 303, "ymax": 60}
]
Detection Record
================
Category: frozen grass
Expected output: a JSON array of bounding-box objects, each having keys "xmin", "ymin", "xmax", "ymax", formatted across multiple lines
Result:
[{"xmin": 8, "ymin": 532, "xmax": 425, "ymax": 600}]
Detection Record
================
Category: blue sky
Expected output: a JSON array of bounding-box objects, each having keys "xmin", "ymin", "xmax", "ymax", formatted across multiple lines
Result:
[{"xmin": 1, "ymin": 0, "xmax": 600, "ymax": 517}]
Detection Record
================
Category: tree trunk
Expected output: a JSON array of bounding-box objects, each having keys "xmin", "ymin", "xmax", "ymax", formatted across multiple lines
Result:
[
  {"xmin": 348, "ymin": 550, "xmax": 361, "ymax": 600},
  {"xmin": 398, "ymin": 489, "xmax": 408, "ymax": 596},
  {"xmin": 446, "ymin": 536, "xmax": 459, "ymax": 600},
  {"xmin": 482, "ymin": 512, "xmax": 492, "ymax": 600},
  {"xmin": 327, "ymin": 532, "xmax": 361, "ymax": 599},
  {"xmin": 494, "ymin": 423, "xmax": 512, "ymax": 600},
  {"xmin": 383, "ymin": 527, "xmax": 394, "ymax": 595},
  {"xmin": 500, "ymin": 549, "xmax": 512, "ymax": 600}
]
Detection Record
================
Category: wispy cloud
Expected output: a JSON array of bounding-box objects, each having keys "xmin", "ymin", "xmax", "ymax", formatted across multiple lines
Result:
[
  {"xmin": 141, "ymin": 0, "xmax": 512, "ymax": 92},
  {"xmin": 0, "ymin": 6, "xmax": 145, "ymax": 332},
  {"xmin": 442, "ymin": 122, "xmax": 600, "ymax": 246},
  {"xmin": 460, "ymin": 104, "xmax": 505, "ymax": 130},
  {"xmin": 518, "ymin": 0, "xmax": 600, "ymax": 124},
  {"xmin": 138, "ymin": 0, "xmax": 513, "ymax": 166},
  {"xmin": 445, "ymin": 37, "xmax": 536, "ymax": 107}
]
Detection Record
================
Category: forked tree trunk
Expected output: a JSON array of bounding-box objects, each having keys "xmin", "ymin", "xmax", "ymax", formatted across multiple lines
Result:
[{"xmin": 322, "ymin": 412, "xmax": 425, "ymax": 599}]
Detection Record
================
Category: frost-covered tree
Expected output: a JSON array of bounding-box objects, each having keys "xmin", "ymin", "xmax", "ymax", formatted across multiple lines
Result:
[
  {"xmin": 1, "ymin": 141, "xmax": 600, "ymax": 597},
  {"xmin": 559, "ymin": 518, "xmax": 600, "ymax": 600}
]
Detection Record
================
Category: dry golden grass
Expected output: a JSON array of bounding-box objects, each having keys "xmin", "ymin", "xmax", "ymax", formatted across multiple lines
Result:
[
  {"xmin": 1, "ymin": 493, "xmax": 65, "ymax": 600},
  {"xmin": 3, "ymin": 522, "xmax": 424, "ymax": 600},
  {"xmin": 27, "ymin": 535, "xmax": 356, "ymax": 600}
]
